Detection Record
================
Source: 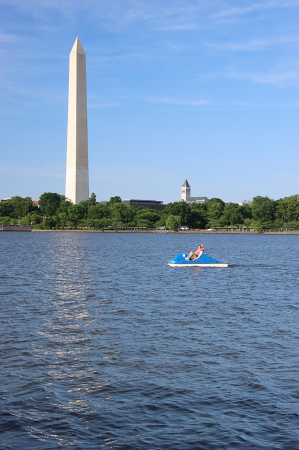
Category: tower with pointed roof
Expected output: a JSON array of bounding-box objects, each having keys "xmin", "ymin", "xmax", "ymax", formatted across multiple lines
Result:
[
  {"xmin": 65, "ymin": 37, "xmax": 89, "ymax": 204},
  {"xmin": 181, "ymin": 179, "xmax": 191, "ymax": 202}
]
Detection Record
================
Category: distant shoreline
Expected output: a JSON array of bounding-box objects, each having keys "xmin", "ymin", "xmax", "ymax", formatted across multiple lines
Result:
[{"xmin": 32, "ymin": 229, "xmax": 299, "ymax": 235}]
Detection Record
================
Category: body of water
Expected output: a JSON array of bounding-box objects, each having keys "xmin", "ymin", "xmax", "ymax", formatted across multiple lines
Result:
[{"xmin": 1, "ymin": 232, "xmax": 299, "ymax": 449}]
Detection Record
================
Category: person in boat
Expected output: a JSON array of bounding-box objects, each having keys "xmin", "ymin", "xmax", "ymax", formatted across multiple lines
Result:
[{"xmin": 186, "ymin": 244, "xmax": 205, "ymax": 261}]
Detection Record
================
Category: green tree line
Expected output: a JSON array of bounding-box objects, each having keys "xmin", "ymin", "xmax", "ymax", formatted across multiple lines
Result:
[{"xmin": 1, "ymin": 192, "xmax": 299, "ymax": 231}]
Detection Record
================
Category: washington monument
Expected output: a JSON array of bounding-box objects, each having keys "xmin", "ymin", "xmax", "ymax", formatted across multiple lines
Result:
[{"xmin": 65, "ymin": 37, "xmax": 89, "ymax": 204}]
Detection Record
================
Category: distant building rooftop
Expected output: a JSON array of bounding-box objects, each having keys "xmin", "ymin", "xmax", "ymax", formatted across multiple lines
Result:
[
  {"xmin": 187, "ymin": 197, "xmax": 209, "ymax": 204},
  {"xmin": 122, "ymin": 199, "xmax": 165, "ymax": 210},
  {"xmin": 182, "ymin": 179, "xmax": 190, "ymax": 188},
  {"xmin": 122, "ymin": 199, "xmax": 163, "ymax": 205},
  {"xmin": 100, "ymin": 199, "xmax": 165, "ymax": 210}
]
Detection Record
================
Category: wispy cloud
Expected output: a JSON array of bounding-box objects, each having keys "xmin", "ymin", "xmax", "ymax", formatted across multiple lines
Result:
[
  {"xmin": 88, "ymin": 1, "xmax": 211, "ymax": 31},
  {"xmin": 0, "ymin": 32, "xmax": 20, "ymax": 43},
  {"xmin": 89, "ymin": 52, "xmax": 147, "ymax": 63},
  {"xmin": 0, "ymin": 163, "xmax": 64, "ymax": 178},
  {"xmin": 90, "ymin": 164, "xmax": 164, "ymax": 184},
  {"xmin": 1, "ymin": 0, "xmax": 299, "ymax": 34},
  {"xmin": 0, "ymin": 0, "xmax": 213, "ymax": 32},
  {"xmin": 214, "ymin": 0, "xmax": 299, "ymax": 18},
  {"xmin": 218, "ymin": 99, "xmax": 299, "ymax": 109},
  {"xmin": 147, "ymin": 97, "xmax": 209, "ymax": 106},
  {"xmin": 206, "ymin": 35, "xmax": 299, "ymax": 51},
  {"xmin": 0, "ymin": 0, "xmax": 74, "ymax": 14},
  {"xmin": 155, "ymin": 22, "xmax": 197, "ymax": 31},
  {"xmin": 227, "ymin": 70, "xmax": 299, "ymax": 85},
  {"xmin": 88, "ymin": 102, "xmax": 120, "ymax": 108}
]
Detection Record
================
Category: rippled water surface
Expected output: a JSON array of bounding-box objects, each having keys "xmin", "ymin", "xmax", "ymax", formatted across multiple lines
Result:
[{"xmin": 1, "ymin": 232, "xmax": 299, "ymax": 449}]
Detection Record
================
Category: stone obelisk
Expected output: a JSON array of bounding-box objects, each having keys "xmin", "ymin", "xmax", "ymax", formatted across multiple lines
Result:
[{"xmin": 65, "ymin": 37, "xmax": 89, "ymax": 204}]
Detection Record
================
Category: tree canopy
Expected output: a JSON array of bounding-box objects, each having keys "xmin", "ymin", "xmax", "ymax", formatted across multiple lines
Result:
[
  {"xmin": 39, "ymin": 192, "xmax": 64, "ymax": 216},
  {"xmin": 1, "ymin": 193, "xmax": 298, "ymax": 230}
]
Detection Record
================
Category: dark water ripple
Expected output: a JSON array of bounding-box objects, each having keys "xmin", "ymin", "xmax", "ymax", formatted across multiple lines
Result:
[{"xmin": 1, "ymin": 232, "xmax": 299, "ymax": 449}]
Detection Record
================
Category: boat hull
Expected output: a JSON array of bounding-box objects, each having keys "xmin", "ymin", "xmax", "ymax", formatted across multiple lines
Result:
[
  {"xmin": 167, "ymin": 253, "xmax": 228, "ymax": 268},
  {"xmin": 167, "ymin": 262, "xmax": 228, "ymax": 267}
]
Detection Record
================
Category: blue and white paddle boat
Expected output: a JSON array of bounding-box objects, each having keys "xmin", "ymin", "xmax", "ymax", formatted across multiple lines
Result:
[{"xmin": 167, "ymin": 253, "xmax": 228, "ymax": 268}]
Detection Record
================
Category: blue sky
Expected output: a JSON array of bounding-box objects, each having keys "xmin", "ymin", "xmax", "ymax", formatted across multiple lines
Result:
[{"xmin": 0, "ymin": 0, "xmax": 298, "ymax": 203}]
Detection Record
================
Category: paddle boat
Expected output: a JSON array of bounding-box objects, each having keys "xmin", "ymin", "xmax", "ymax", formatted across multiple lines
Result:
[{"xmin": 167, "ymin": 253, "xmax": 228, "ymax": 268}]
